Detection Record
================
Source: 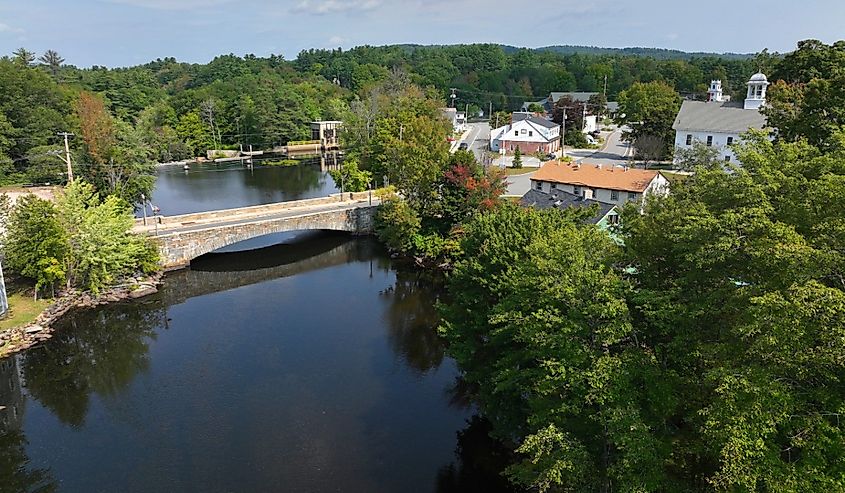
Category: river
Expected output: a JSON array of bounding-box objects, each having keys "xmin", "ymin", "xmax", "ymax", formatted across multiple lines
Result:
[
  {"xmin": 145, "ymin": 156, "xmax": 340, "ymax": 217},
  {"xmin": 0, "ymin": 232, "xmax": 516, "ymax": 492}
]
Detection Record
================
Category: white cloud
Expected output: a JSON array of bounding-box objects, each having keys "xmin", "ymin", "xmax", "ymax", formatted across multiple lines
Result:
[
  {"xmin": 293, "ymin": 0, "xmax": 381, "ymax": 15},
  {"xmin": 103, "ymin": 0, "xmax": 234, "ymax": 10},
  {"xmin": 327, "ymin": 35, "xmax": 347, "ymax": 45},
  {"xmin": 0, "ymin": 22, "xmax": 24, "ymax": 34}
]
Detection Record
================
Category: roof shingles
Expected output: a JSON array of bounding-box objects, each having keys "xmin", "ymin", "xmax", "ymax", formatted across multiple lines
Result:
[
  {"xmin": 531, "ymin": 161, "xmax": 659, "ymax": 193},
  {"xmin": 672, "ymin": 100, "xmax": 767, "ymax": 133}
]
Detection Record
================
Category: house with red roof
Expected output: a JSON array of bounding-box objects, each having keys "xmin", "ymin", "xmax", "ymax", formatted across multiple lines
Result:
[{"xmin": 530, "ymin": 161, "xmax": 669, "ymax": 207}]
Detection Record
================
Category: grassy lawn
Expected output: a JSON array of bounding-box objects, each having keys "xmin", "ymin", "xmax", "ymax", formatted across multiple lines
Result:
[
  {"xmin": 502, "ymin": 167, "xmax": 535, "ymax": 176},
  {"xmin": 0, "ymin": 291, "xmax": 50, "ymax": 332}
]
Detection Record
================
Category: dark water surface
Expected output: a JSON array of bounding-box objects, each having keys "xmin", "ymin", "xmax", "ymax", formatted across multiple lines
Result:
[
  {"xmin": 146, "ymin": 157, "xmax": 339, "ymax": 217},
  {"xmin": 0, "ymin": 234, "xmax": 515, "ymax": 493}
]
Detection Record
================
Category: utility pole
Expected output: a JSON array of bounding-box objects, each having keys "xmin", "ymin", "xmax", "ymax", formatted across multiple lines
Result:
[
  {"xmin": 141, "ymin": 193, "xmax": 148, "ymax": 226},
  {"xmin": 561, "ymin": 108, "xmax": 567, "ymax": 158},
  {"xmin": 399, "ymin": 124, "xmax": 404, "ymax": 142},
  {"xmin": 582, "ymin": 103, "xmax": 587, "ymax": 132},
  {"xmin": 0, "ymin": 259, "xmax": 8, "ymax": 319},
  {"xmin": 57, "ymin": 132, "xmax": 74, "ymax": 182},
  {"xmin": 488, "ymin": 102, "xmax": 492, "ymax": 120},
  {"xmin": 604, "ymin": 75, "xmax": 608, "ymax": 97},
  {"xmin": 449, "ymin": 88, "xmax": 457, "ymax": 108}
]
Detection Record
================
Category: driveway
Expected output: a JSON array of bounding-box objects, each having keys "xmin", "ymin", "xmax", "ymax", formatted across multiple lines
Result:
[{"xmin": 504, "ymin": 171, "xmax": 535, "ymax": 196}]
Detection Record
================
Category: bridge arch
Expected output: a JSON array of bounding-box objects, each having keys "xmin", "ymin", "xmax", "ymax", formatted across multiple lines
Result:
[{"xmin": 152, "ymin": 206, "xmax": 376, "ymax": 270}]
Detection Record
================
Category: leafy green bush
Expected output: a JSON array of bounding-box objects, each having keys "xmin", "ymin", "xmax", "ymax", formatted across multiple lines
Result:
[
  {"xmin": 328, "ymin": 158, "xmax": 372, "ymax": 192},
  {"xmin": 374, "ymin": 195, "xmax": 420, "ymax": 252},
  {"xmin": 3, "ymin": 181, "xmax": 160, "ymax": 297},
  {"xmin": 3, "ymin": 195, "xmax": 68, "ymax": 297}
]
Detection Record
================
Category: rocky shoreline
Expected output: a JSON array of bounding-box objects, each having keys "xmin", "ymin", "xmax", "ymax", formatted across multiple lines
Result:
[{"xmin": 0, "ymin": 273, "xmax": 163, "ymax": 358}]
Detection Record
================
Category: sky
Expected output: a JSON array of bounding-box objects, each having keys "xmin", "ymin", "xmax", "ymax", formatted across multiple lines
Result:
[{"xmin": 0, "ymin": 0, "xmax": 843, "ymax": 67}]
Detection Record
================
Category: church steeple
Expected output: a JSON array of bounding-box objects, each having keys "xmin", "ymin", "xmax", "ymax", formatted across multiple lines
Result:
[
  {"xmin": 744, "ymin": 72, "xmax": 769, "ymax": 110},
  {"xmin": 707, "ymin": 80, "xmax": 723, "ymax": 102}
]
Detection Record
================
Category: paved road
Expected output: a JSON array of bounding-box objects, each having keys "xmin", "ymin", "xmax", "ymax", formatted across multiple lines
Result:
[
  {"xmin": 138, "ymin": 199, "xmax": 379, "ymax": 236},
  {"xmin": 458, "ymin": 121, "xmax": 491, "ymax": 163},
  {"xmin": 568, "ymin": 127, "xmax": 632, "ymax": 166},
  {"xmin": 504, "ymin": 127, "xmax": 631, "ymax": 196}
]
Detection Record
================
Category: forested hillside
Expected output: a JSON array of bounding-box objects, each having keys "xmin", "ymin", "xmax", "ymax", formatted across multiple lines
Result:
[{"xmin": 1, "ymin": 43, "xmax": 766, "ymax": 194}]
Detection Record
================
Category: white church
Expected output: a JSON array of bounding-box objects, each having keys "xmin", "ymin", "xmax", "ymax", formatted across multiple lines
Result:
[{"xmin": 672, "ymin": 73, "xmax": 770, "ymax": 162}]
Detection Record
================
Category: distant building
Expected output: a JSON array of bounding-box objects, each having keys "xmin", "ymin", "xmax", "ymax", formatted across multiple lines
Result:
[
  {"xmin": 490, "ymin": 116, "xmax": 561, "ymax": 155},
  {"xmin": 520, "ymin": 188, "xmax": 620, "ymax": 229},
  {"xmin": 672, "ymin": 73, "xmax": 769, "ymax": 163},
  {"xmin": 521, "ymin": 91, "xmax": 618, "ymax": 122},
  {"xmin": 310, "ymin": 121, "xmax": 343, "ymax": 149},
  {"xmin": 441, "ymin": 108, "xmax": 466, "ymax": 133},
  {"xmin": 530, "ymin": 161, "xmax": 669, "ymax": 207}
]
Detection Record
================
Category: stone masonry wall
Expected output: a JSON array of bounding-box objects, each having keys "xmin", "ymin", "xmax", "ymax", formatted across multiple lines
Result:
[
  {"xmin": 154, "ymin": 206, "xmax": 377, "ymax": 270},
  {"xmin": 136, "ymin": 191, "xmax": 374, "ymax": 228}
]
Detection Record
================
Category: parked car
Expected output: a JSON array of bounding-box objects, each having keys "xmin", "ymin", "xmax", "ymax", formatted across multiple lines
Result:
[{"xmin": 458, "ymin": 142, "xmax": 469, "ymax": 150}]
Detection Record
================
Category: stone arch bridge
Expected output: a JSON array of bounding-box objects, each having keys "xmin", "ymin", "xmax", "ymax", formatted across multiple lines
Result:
[{"xmin": 134, "ymin": 192, "xmax": 378, "ymax": 270}]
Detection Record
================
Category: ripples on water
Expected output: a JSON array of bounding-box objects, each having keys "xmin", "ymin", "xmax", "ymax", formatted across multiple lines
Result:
[{"xmin": 0, "ymin": 233, "xmax": 516, "ymax": 493}]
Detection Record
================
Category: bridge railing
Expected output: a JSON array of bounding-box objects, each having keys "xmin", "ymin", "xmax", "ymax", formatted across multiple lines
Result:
[{"xmin": 134, "ymin": 191, "xmax": 376, "ymax": 228}]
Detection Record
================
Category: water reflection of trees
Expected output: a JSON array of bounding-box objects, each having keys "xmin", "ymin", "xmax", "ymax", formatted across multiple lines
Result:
[
  {"xmin": 21, "ymin": 299, "xmax": 165, "ymax": 427},
  {"xmin": 241, "ymin": 163, "xmax": 328, "ymax": 201},
  {"xmin": 436, "ymin": 415, "xmax": 517, "ymax": 493},
  {"xmin": 0, "ymin": 431, "xmax": 58, "ymax": 493},
  {"xmin": 381, "ymin": 268, "xmax": 445, "ymax": 374}
]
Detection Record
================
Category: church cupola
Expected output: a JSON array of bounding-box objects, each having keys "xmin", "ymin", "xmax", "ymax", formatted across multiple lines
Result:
[
  {"xmin": 707, "ymin": 80, "xmax": 724, "ymax": 102},
  {"xmin": 744, "ymin": 72, "xmax": 769, "ymax": 110}
]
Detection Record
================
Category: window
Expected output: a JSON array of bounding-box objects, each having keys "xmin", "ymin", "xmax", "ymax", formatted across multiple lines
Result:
[
  {"xmin": 610, "ymin": 190, "xmax": 619, "ymax": 201},
  {"xmin": 574, "ymin": 186, "xmax": 582, "ymax": 196},
  {"xmin": 520, "ymin": 129, "xmax": 527, "ymax": 135},
  {"xmin": 685, "ymin": 134, "xmax": 692, "ymax": 145},
  {"xmin": 706, "ymin": 135, "xmax": 713, "ymax": 146},
  {"xmin": 727, "ymin": 136, "xmax": 734, "ymax": 145},
  {"xmin": 725, "ymin": 155, "xmax": 731, "ymax": 162},
  {"xmin": 607, "ymin": 214, "xmax": 620, "ymax": 225},
  {"xmin": 528, "ymin": 131, "xmax": 533, "ymax": 137},
  {"xmin": 550, "ymin": 183, "xmax": 557, "ymax": 190},
  {"xmin": 628, "ymin": 192, "xmax": 638, "ymax": 200},
  {"xmin": 514, "ymin": 131, "xmax": 518, "ymax": 136},
  {"xmin": 535, "ymin": 181, "xmax": 542, "ymax": 190}
]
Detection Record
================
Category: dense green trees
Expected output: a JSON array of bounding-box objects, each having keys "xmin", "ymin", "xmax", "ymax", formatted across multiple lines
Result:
[
  {"xmin": 327, "ymin": 157, "xmax": 372, "ymax": 192},
  {"xmin": 616, "ymin": 81, "xmax": 681, "ymax": 159},
  {"xmin": 2, "ymin": 181, "xmax": 159, "ymax": 297},
  {"xmin": 439, "ymin": 125, "xmax": 845, "ymax": 490},
  {"xmin": 3, "ymin": 195, "xmax": 68, "ymax": 297},
  {"xmin": 765, "ymin": 40, "xmax": 845, "ymax": 149},
  {"xmin": 351, "ymin": 79, "xmax": 505, "ymax": 262},
  {"xmin": 0, "ymin": 42, "xmax": 764, "ymax": 194}
]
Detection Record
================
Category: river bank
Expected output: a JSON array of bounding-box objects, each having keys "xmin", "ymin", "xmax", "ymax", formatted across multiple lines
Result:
[{"xmin": 0, "ymin": 273, "xmax": 162, "ymax": 358}]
